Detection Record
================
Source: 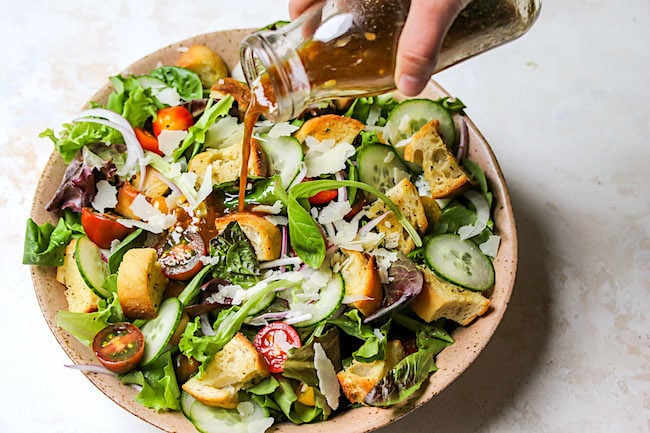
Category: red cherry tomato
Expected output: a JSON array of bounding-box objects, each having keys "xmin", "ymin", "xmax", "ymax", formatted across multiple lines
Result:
[
  {"xmin": 134, "ymin": 126, "xmax": 162, "ymax": 155},
  {"xmin": 92, "ymin": 322, "xmax": 145, "ymax": 374},
  {"xmin": 155, "ymin": 227, "xmax": 206, "ymax": 281},
  {"xmin": 308, "ymin": 188, "xmax": 338, "ymax": 205},
  {"xmin": 253, "ymin": 322, "xmax": 302, "ymax": 373},
  {"xmin": 81, "ymin": 207, "xmax": 134, "ymax": 249},
  {"xmin": 152, "ymin": 106, "xmax": 194, "ymax": 137}
]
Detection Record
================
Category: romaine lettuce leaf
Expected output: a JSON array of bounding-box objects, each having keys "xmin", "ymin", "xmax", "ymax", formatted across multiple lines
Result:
[
  {"xmin": 55, "ymin": 294, "xmax": 124, "ymax": 346},
  {"xmin": 149, "ymin": 66, "xmax": 203, "ymax": 102},
  {"xmin": 23, "ymin": 217, "xmax": 72, "ymax": 266},
  {"xmin": 121, "ymin": 351, "xmax": 181, "ymax": 412}
]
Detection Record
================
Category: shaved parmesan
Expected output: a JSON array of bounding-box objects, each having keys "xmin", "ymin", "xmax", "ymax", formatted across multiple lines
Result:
[
  {"xmin": 479, "ymin": 234, "xmax": 501, "ymax": 258},
  {"xmin": 268, "ymin": 121, "xmax": 299, "ymax": 138},
  {"xmin": 317, "ymin": 200, "xmax": 352, "ymax": 225},
  {"xmin": 314, "ymin": 342, "xmax": 340, "ymax": 410},
  {"xmin": 123, "ymin": 194, "xmax": 176, "ymax": 233},
  {"xmin": 157, "ymin": 129, "xmax": 188, "ymax": 156},
  {"xmin": 304, "ymin": 136, "xmax": 355, "ymax": 177},
  {"xmin": 91, "ymin": 180, "xmax": 117, "ymax": 213}
]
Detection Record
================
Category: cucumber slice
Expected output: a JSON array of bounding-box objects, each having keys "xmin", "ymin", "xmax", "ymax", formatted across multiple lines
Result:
[
  {"xmin": 385, "ymin": 99, "xmax": 456, "ymax": 151},
  {"xmin": 283, "ymin": 273, "xmax": 345, "ymax": 327},
  {"xmin": 424, "ymin": 234, "xmax": 494, "ymax": 291},
  {"xmin": 181, "ymin": 391, "xmax": 273, "ymax": 433},
  {"xmin": 257, "ymin": 133, "xmax": 303, "ymax": 188},
  {"xmin": 75, "ymin": 236, "xmax": 110, "ymax": 298},
  {"xmin": 357, "ymin": 143, "xmax": 411, "ymax": 193},
  {"xmin": 140, "ymin": 297, "xmax": 183, "ymax": 367}
]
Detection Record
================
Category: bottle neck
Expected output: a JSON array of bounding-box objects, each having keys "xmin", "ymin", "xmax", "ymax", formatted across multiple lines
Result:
[{"xmin": 240, "ymin": 32, "xmax": 311, "ymax": 122}]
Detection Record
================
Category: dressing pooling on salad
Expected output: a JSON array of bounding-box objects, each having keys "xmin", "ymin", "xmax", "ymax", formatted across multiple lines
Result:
[{"xmin": 24, "ymin": 36, "xmax": 502, "ymax": 433}]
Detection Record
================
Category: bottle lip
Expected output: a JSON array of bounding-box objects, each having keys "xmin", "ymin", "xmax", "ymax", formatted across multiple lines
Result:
[{"xmin": 240, "ymin": 32, "xmax": 300, "ymax": 122}]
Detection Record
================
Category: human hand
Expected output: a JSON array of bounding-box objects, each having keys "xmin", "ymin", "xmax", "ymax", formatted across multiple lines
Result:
[{"xmin": 289, "ymin": 0, "xmax": 472, "ymax": 96}]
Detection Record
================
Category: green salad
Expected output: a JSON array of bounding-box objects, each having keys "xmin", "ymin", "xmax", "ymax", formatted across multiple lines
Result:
[{"xmin": 24, "ymin": 42, "xmax": 500, "ymax": 433}]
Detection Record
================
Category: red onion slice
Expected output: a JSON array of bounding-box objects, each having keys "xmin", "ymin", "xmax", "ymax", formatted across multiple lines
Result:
[
  {"xmin": 456, "ymin": 116, "xmax": 469, "ymax": 161},
  {"xmin": 64, "ymin": 364, "xmax": 116, "ymax": 376}
]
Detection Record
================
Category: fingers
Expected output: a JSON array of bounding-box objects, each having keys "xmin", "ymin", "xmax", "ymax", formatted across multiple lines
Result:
[
  {"xmin": 289, "ymin": 0, "xmax": 322, "ymax": 19},
  {"xmin": 395, "ymin": 0, "xmax": 471, "ymax": 96}
]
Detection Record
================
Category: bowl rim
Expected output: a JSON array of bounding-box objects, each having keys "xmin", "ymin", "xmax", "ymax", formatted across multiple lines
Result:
[{"xmin": 29, "ymin": 28, "xmax": 518, "ymax": 433}]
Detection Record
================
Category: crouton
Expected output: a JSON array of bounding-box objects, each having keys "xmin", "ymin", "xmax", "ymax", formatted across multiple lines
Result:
[
  {"xmin": 366, "ymin": 178, "xmax": 428, "ymax": 254},
  {"xmin": 213, "ymin": 212, "xmax": 281, "ymax": 261},
  {"xmin": 182, "ymin": 333, "xmax": 269, "ymax": 408},
  {"xmin": 187, "ymin": 139, "xmax": 267, "ymax": 186},
  {"xmin": 57, "ymin": 239, "xmax": 100, "ymax": 313},
  {"xmin": 117, "ymin": 248, "xmax": 168, "ymax": 319},
  {"xmin": 403, "ymin": 120, "xmax": 471, "ymax": 198},
  {"xmin": 339, "ymin": 249, "xmax": 383, "ymax": 317},
  {"xmin": 294, "ymin": 114, "xmax": 364, "ymax": 145},
  {"xmin": 210, "ymin": 77, "xmax": 251, "ymax": 117},
  {"xmin": 132, "ymin": 167, "xmax": 170, "ymax": 200},
  {"xmin": 337, "ymin": 340, "xmax": 406, "ymax": 404},
  {"xmin": 411, "ymin": 267, "xmax": 490, "ymax": 326},
  {"xmin": 175, "ymin": 44, "xmax": 229, "ymax": 88}
]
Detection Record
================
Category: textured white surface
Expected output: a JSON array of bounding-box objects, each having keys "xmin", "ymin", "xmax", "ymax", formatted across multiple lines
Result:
[{"xmin": 1, "ymin": 1, "xmax": 648, "ymax": 433}]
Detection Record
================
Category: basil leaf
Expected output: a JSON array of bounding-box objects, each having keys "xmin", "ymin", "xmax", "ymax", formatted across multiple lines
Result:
[{"xmin": 209, "ymin": 221, "xmax": 260, "ymax": 285}]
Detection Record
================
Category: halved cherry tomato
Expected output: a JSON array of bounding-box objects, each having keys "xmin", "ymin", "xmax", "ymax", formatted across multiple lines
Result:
[
  {"xmin": 81, "ymin": 207, "xmax": 134, "ymax": 249},
  {"xmin": 253, "ymin": 322, "xmax": 302, "ymax": 373},
  {"xmin": 134, "ymin": 126, "xmax": 162, "ymax": 155},
  {"xmin": 152, "ymin": 106, "xmax": 194, "ymax": 137},
  {"xmin": 155, "ymin": 226, "xmax": 206, "ymax": 281},
  {"xmin": 308, "ymin": 188, "xmax": 338, "ymax": 205},
  {"xmin": 92, "ymin": 322, "xmax": 145, "ymax": 374}
]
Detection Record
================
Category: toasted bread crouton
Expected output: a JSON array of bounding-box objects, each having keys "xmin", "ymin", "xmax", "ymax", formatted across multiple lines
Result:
[
  {"xmin": 337, "ymin": 340, "xmax": 406, "ymax": 404},
  {"xmin": 187, "ymin": 140, "xmax": 267, "ymax": 187},
  {"xmin": 132, "ymin": 167, "xmax": 170, "ymax": 200},
  {"xmin": 411, "ymin": 268, "xmax": 490, "ymax": 326},
  {"xmin": 294, "ymin": 114, "xmax": 364, "ymax": 145},
  {"xmin": 339, "ymin": 249, "xmax": 383, "ymax": 317},
  {"xmin": 176, "ymin": 45, "xmax": 229, "ymax": 88},
  {"xmin": 366, "ymin": 178, "xmax": 428, "ymax": 254},
  {"xmin": 213, "ymin": 212, "xmax": 281, "ymax": 261},
  {"xmin": 57, "ymin": 239, "xmax": 100, "ymax": 313},
  {"xmin": 210, "ymin": 78, "xmax": 251, "ymax": 116},
  {"xmin": 117, "ymin": 248, "xmax": 168, "ymax": 319},
  {"xmin": 404, "ymin": 120, "xmax": 471, "ymax": 198},
  {"xmin": 182, "ymin": 333, "xmax": 269, "ymax": 408}
]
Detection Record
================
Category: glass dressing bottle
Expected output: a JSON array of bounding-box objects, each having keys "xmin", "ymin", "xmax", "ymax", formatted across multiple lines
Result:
[{"xmin": 240, "ymin": 0, "xmax": 541, "ymax": 122}]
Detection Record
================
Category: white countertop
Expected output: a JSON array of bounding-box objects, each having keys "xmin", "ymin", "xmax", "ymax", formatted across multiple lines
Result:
[{"xmin": 1, "ymin": 1, "xmax": 648, "ymax": 432}]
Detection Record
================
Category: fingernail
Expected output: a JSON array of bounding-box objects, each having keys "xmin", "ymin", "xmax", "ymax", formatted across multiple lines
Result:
[{"xmin": 398, "ymin": 74, "xmax": 424, "ymax": 96}]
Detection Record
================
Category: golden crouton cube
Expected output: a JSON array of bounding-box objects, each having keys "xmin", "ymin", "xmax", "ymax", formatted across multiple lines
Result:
[
  {"xmin": 175, "ymin": 44, "xmax": 229, "ymax": 88},
  {"xmin": 339, "ymin": 249, "xmax": 383, "ymax": 317},
  {"xmin": 213, "ymin": 212, "xmax": 281, "ymax": 261},
  {"xmin": 411, "ymin": 267, "xmax": 490, "ymax": 326},
  {"xmin": 404, "ymin": 120, "xmax": 472, "ymax": 198},
  {"xmin": 294, "ymin": 114, "xmax": 364, "ymax": 145},
  {"xmin": 187, "ymin": 140, "xmax": 267, "ymax": 187},
  {"xmin": 182, "ymin": 333, "xmax": 269, "ymax": 408},
  {"xmin": 366, "ymin": 178, "xmax": 428, "ymax": 254},
  {"xmin": 117, "ymin": 248, "xmax": 168, "ymax": 319},
  {"xmin": 57, "ymin": 239, "xmax": 100, "ymax": 313}
]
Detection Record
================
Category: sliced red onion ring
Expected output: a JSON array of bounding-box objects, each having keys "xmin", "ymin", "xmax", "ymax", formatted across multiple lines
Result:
[
  {"xmin": 358, "ymin": 212, "xmax": 389, "ymax": 238},
  {"xmin": 64, "ymin": 364, "xmax": 116, "ymax": 376},
  {"xmin": 74, "ymin": 110, "xmax": 147, "ymax": 183},
  {"xmin": 458, "ymin": 190, "xmax": 490, "ymax": 240},
  {"xmin": 259, "ymin": 256, "xmax": 303, "ymax": 270},
  {"xmin": 288, "ymin": 163, "xmax": 307, "ymax": 189},
  {"xmin": 200, "ymin": 313, "xmax": 215, "ymax": 336},
  {"xmin": 456, "ymin": 116, "xmax": 469, "ymax": 161},
  {"xmin": 335, "ymin": 170, "xmax": 347, "ymax": 202}
]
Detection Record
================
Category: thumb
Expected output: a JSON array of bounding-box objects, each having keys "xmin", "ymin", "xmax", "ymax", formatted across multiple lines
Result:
[{"xmin": 395, "ymin": 0, "xmax": 470, "ymax": 96}]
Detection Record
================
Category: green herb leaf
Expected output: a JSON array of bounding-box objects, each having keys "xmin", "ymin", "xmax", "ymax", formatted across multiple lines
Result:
[{"xmin": 23, "ymin": 217, "xmax": 72, "ymax": 266}]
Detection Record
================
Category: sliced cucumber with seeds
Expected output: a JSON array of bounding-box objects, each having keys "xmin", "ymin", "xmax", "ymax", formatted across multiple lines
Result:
[
  {"xmin": 424, "ymin": 233, "xmax": 494, "ymax": 291},
  {"xmin": 385, "ymin": 99, "xmax": 456, "ymax": 151},
  {"xmin": 140, "ymin": 297, "xmax": 183, "ymax": 367},
  {"xmin": 282, "ymin": 273, "xmax": 345, "ymax": 327},
  {"xmin": 357, "ymin": 143, "xmax": 411, "ymax": 193},
  {"xmin": 75, "ymin": 236, "xmax": 110, "ymax": 298},
  {"xmin": 257, "ymin": 133, "xmax": 303, "ymax": 188}
]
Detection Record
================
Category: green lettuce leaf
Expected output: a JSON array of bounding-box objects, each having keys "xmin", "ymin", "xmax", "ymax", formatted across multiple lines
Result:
[
  {"xmin": 121, "ymin": 351, "xmax": 181, "ymax": 411},
  {"xmin": 328, "ymin": 309, "xmax": 389, "ymax": 362},
  {"xmin": 150, "ymin": 66, "xmax": 203, "ymax": 101},
  {"xmin": 40, "ymin": 122, "xmax": 123, "ymax": 164},
  {"xmin": 55, "ymin": 294, "xmax": 124, "ymax": 346},
  {"xmin": 23, "ymin": 217, "xmax": 72, "ymax": 266}
]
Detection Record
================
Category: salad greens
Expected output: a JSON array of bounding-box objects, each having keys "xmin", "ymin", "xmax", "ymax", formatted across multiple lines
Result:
[{"xmin": 26, "ymin": 41, "xmax": 500, "ymax": 433}]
